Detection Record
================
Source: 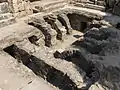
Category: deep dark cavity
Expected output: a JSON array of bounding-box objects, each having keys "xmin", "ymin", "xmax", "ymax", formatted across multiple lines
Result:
[
  {"xmin": 29, "ymin": 0, "xmax": 40, "ymax": 2},
  {"xmin": 3, "ymin": 44, "xmax": 79, "ymax": 90},
  {"xmin": 116, "ymin": 22, "xmax": 120, "ymax": 29},
  {"xmin": 54, "ymin": 50, "xmax": 92, "ymax": 72},
  {"xmin": 67, "ymin": 13, "xmax": 89, "ymax": 32},
  {"xmin": 3, "ymin": 44, "xmax": 31, "ymax": 65},
  {"xmin": 81, "ymin": 22, "xmax": 88, "ymax": 31},
  {"xmin": 54, "ymin": 50, "xmax": 100, "ymax": 89},
  {"xmin": 53, "ymin": 50, "xmax": 99, "ymax": 78},
  {"xmin": 28, "ymin": 35, "xmax": 39, "ymax": 46}
]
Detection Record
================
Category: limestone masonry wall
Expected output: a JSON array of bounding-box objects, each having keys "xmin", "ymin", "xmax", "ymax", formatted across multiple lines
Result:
[
  {"xmin": 8, "ymin": 0, "xmax": 33, "ymax": 17},
  {"xmin": 0, "ymin": 0, "xmax": 32, "ymax": 17},
  {"xmin": 0, "ymin": 0, "xmax": 120, "ymax": 18}
]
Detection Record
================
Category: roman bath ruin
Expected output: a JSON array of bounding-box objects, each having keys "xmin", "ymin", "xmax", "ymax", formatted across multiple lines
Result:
[{"xmin": 0, "ymin": 0, "xmax": 120, "ymax": 90}]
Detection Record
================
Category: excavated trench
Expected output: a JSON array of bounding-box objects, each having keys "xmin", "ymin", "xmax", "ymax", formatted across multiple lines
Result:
[
  {"xmin": 54, "ymin": 50, "xmax": 100, "ymax": 89},
  {"xmin": 2, "ymin": 10, "xmax": 109, "ymax": 90},
  {"xmin": 0, "ymin": 0, "xmax": 119, "ymax": 88},
  {"xmin": 3, "ymin": 44, "xmax": 79, "ymax": 90}
]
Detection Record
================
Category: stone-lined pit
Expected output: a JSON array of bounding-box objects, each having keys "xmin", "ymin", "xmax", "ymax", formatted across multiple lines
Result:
[
  {"xmin": 3, "ymin": 9, "xmax": 98, "ymax": 90},
  {"xmin": 54, "ymin": 50, "xmax": 100, "ymax": 89},
  {"xmin": 67, "ymin": 13, "xmax": 91, "ymax": 32}
]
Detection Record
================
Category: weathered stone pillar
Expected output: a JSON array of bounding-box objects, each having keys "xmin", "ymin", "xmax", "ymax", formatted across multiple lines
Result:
[{"xmin": 8, "ymin": 0, "xmax": 33, "ymax": 17}]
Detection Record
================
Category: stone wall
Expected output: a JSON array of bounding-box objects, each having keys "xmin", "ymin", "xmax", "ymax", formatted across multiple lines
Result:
[
  {"xmin": 0, "ymin": 0, "xmax": 33, "ymax": 17},
  {"xmin": 10, "ymin": 0, "xmax": 33, "ymax": 17},
  {"xmin": 71, "ymin": 0, "xmax": 120, "ymax": 16}
]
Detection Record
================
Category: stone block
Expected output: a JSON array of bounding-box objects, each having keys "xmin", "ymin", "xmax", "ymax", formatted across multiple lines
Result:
[{"xmin": 0, "ymin": 2, "xmax": 10, "ymax": 14}]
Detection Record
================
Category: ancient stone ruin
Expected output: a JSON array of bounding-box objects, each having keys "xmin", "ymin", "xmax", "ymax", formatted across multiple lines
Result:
[{"xmin": 0, "ymin": 0, "xmax": 120, "ymax": 90}]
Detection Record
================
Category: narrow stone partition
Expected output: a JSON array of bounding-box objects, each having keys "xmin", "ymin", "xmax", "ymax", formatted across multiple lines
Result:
[
  {"xmin": 3, "ymin": 44, "xmax": 79, "ymax": 90},
  {"xmin": 44, "ymin": 14, "xmax": 66, "ymax": 40},
  {"xmin": 57, "ymin": 14, "xmax": 72, "ymax": 34},
  {"xmin": 28, "ymin": 17, "xmax": 56, "ymax": 47}
]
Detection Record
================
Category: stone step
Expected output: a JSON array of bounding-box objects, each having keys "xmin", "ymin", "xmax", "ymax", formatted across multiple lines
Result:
[
  {"xmin": 32, "ymin": 0, "xmax": 67, "ymax": 13},
  {"xmin": 0, "ymin": 2, "xmax": 10, "ymax": 14},
  {"xmin": 85, "ymin": 4, "xmax": 105, "ymax": 11},
  {"xmin": 43, "ymin": 2, "xmax": 67, "ymax": 12},
  {"xmin": 0, "ymin": 13, "xmax": 13, "ymax": 20},
  {"xmin": 43, "ymin": 0, "xmax": 66, "ymax": 8},
  {"xmin": 0, "ymin": 17, "xmax": 16, "ymax": 28},
  {"xmin": 73, "ymin": 3, "xmax": 105, "ymax": 11}
]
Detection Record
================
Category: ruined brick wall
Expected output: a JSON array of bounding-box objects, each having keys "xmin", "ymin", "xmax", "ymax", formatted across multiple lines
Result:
[
  {"xmin": 13, "ymin": 0, "xmax": 32, "ymax": 17},
  {"xmin": 7, "ymin": 0, "xmax": 33, "ymax": 17}
]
